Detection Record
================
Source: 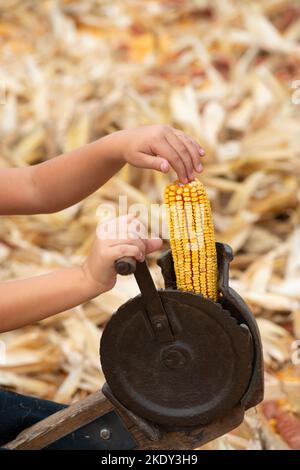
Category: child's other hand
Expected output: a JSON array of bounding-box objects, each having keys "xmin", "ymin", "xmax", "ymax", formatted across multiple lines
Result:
[
  {"xmin": 82, "ymin": 215, "xmax": 162, "ymax": 293},
  {"xmin": 119, "ymin": 125, "xmax": 205, "ymax": 184}
]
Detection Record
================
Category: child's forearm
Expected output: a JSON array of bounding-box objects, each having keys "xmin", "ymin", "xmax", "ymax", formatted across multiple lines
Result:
[
  {"xmin": 0, "ymin": 132, "xmax": 125, "ymax": 215},
  {"xmin": 30, "ymin": 133, "xmax": 124, "ymax": 213},
  {"xmin": 0, "ymin": 126, "xmax": 206, "ymax": 215},
  {"xmin": 0, "ymin": 266, "xmax": 103, "ymax": 333}
]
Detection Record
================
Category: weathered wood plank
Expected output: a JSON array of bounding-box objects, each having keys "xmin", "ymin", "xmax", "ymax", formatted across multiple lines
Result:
[
  {"xmin": 4, "ymin": 390, "xmax": 113, "ymax": 450},
  {"xmin": 3, "ymin": 388, "xmax": 244, "ymax": 451},
  {"xmin": 118, "ymin": 405, "xmax": 244, "ymax": 450}
]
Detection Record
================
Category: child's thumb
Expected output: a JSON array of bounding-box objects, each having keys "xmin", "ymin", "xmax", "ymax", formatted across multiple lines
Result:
[
  {"xmin": 138, "ymin": 153, "xmax": 170, "ymax": 173},
  {"xmin": 145, "ymin": 237, "xmax": 163, "ymax": 254}
]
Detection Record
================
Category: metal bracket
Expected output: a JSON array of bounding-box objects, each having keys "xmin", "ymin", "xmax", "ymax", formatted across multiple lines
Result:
[
  {"xmin": 103, "ymin": 383, "xmax": 163, "ymax": 442},
  {"xmin": 134, "ymin": 261, "xmax": 174, "ymax": 342}
]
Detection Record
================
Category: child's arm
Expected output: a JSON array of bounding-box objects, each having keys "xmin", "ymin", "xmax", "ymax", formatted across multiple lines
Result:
[
  {"xmin": 0, "ymin": 266, "xmax": 99, "ymax": 332},
  {"xmin": 0, "ymin": 215, "xmax": 162, "ymax": 332},
  {"xmin": 0, "ymin": 125, "xmax": 205, "ymax": 215}
]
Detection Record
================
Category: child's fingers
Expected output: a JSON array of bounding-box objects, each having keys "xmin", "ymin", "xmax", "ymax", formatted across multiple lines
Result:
[
  {"xmin": 117, "ymin": 226, "xmax": 147, "ymax": 244},
  {"xmin": 187, "ymin": 138, "xmax": 204, "ymax": 173},
  {"xmin": 164, "ymin": 131, "xmax": 195, "ymax": 182},
  {"xmin": 98, "ymin": 214, "xmax": 147, "ymax": 241},
  {"xmin": 136, "ymin": 152, "xmax": 170, "ymax": 174},
  {"xmin": 174, "ymin": 131, "xmax": 204, "ymax": 173},
  {"xmin": 110, "ymin": 244, "xmax": 144, "ymax": 263},
  {"xmin": 136, "ymin": 133, "xmax": 196, "ymax": 183},
  {"xmin": 127, "ymin": 216, "xmax": 148, "ymax": 239},
  {"xmin": 113, "ymin": 214, "xmax": 135, "ymax": 234},
  {"xmin": 196, "ymin": 142, "xmax": 206, "ymax": 157},
  {"xmin": 145, "ymin": 237, "xmax": 163, "ymax": 254},
  {"xmin": 111, "ymin": 238, "xmax": 162, "ymax": 261},
  {"xmin": 98, "ymin": 216, "xmax": 159, "ymax": 261},
  {"xmin": 110, "ymin": 237, "xmax": 146, "ymax": 256},
  {"xmin": 97, "ymin": 214, "xmax": 133, "ymax": 235},
  {"xmin": 153, "ymin": 138, "xmax": 189, "ymax": 183}
]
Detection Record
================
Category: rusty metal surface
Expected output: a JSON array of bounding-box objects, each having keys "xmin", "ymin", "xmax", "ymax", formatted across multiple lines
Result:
[
  {"xmin": 158, "ymin": 244, "xmax": 264, "ymax": 410},
  {"xmin": 100, "ymin": 243, "xmax": 262, "ymax": 428},
  {"xmin": 100, "ymin": 289, "xmax": 253, "ymax": 427},
  {"xmin": 102, "ymin": 383, "xmax": 162, "ymax": 442}
]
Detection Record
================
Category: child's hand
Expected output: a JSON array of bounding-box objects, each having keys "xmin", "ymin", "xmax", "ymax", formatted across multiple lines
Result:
[
  {"xmin": 82, "ymin": 215, "xmax": 162, "ymax": 293},
  {"xmin": 116, "ymin": 125, "xmax": 205, "ymax": 184}
]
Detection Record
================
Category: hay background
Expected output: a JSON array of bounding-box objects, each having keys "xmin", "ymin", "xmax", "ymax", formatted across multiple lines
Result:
[{"xmin": 0, "ymin": 0, "xmax": 300, "ymax": 449}]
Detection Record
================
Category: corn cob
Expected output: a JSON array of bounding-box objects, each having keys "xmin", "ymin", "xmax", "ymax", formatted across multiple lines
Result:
[{"xmin": 164, "ymin": 179, "xmax": 218, "ymax": 301}]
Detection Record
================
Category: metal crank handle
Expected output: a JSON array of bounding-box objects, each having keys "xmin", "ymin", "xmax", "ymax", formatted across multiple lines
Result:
[{"xmin": 114, "ymin": 256, "xmax": 137, "ymax": 275}]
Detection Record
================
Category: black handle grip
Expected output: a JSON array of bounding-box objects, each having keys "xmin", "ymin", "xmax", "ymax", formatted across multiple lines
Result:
[{"xmin": 115, "ymin": 257, "xmax": 137, "ymax": 275}]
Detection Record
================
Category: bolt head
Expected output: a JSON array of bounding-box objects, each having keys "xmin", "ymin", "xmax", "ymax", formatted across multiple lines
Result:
[
  {"xmin": 100, "ymin": 428, "xmax": 111, "ymax": 440},
  {"xmin": 154, "ymin": 320, "xmax": 163, "ymax": 330},
  {"xmin": 161, "ymin": 348, "xmax": 187, "ymax": 369}
]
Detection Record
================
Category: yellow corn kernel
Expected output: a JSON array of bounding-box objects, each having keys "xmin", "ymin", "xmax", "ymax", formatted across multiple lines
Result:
[{"xmin": 164, "ymin": 179, "xmax": 218, "ymax": 301}]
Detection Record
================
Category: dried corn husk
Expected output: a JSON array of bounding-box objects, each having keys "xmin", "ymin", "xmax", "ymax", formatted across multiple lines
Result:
[{"xmin": 1, "ymin": 0, "xmax": 300, "ymax": 450}]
